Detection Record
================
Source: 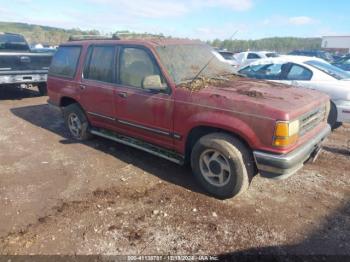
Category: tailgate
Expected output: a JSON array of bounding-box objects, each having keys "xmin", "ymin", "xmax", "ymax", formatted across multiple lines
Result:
[{"xmin": 0, "ymin": 52, "xmax": 53, "ymax": 72}]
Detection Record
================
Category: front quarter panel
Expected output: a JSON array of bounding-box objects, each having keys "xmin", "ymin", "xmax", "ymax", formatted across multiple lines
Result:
[{"xmin": 172, "ymin": 88, "xmax": 276, "ymax": 154}]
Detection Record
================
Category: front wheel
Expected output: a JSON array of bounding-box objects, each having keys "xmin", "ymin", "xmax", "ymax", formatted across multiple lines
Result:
[
  {"xmin": 38, "ymin": 83, "xmax": 47, "ymax": 96},
  {"xmin": 63, "ymin": 103, "xmax": 92, "ymax": 141},
  {"xmin": 328, "ymin": 102, "xmax": 342, "ymax": 130},
  {"xmin": 191, "ymin": 133, "xmax": 255, "ymax": 199}
]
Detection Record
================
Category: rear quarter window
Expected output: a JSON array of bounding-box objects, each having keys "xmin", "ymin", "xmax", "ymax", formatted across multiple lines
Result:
[{"xmin": 49, "ymin": 46, "xmax": 81, "ymax": 78}]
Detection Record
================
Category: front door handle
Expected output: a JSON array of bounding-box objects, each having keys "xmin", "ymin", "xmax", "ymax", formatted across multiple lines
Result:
[
  {"xmin": 118, "ymin": 92, "xmax": 128, "ymax": 98},
  {"xmin": 79, "ymin": 84, "xmax": 86, "ymax": 90}
]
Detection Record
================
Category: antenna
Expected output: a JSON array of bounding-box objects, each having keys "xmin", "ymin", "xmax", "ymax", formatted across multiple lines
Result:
[
  {"xmin": 229, "ymin": 30, "xmax": 239, "ymax": 40},
  {"xmin": 189, "ymin": 30, "xmax": 239, "ymax": 86}
]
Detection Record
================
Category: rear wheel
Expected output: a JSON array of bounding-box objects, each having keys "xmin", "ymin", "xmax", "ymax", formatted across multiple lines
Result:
[
  {"xmin": 191, "ymin": 133, "xmax": 255, "ymax": 199},
  {"xmin": 328, "ymin": 102, "xmax": 342, "ymax": 130},
  {"xmin": 63, "ymin": 103, "xmax": 92, "ymax": 141}
]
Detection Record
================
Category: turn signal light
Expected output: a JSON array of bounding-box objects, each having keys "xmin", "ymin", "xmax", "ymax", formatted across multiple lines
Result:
[{"xmin": 273, "ymin": 120, "xmax": 300, "ymax": 147}]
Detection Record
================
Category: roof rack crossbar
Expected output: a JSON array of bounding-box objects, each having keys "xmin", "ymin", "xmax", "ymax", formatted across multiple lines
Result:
[
  {"xmin": 116, "ymin": 32, "xmax": 165, "ymax": 38},
  {"xmin": 68, "ymin": 34, "xmax": 120, "ymax": 41}
]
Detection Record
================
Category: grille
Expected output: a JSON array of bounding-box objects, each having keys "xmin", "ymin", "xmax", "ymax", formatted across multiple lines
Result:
[{"xmin": 300, "ymin": 106, "xmax": 326, "ymax": 136}]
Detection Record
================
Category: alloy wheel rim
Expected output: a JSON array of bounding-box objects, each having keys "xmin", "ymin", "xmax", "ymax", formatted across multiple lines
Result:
[
  {"xmin": 199, "ymin": 149, "xmax": 232, "ymax": 187},
  {"xmin": 68, "ymin": 113, "xmax": 82, "ymax": 138}
]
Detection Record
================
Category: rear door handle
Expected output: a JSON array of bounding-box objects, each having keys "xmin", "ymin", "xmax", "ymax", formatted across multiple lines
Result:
[
  {"xmin": 118, "ymin": 92, "xmax": 128, "ymax": 98},
  {"xmin": 79, "ymin": 84, "xmax": 86, "ymax": 90}
]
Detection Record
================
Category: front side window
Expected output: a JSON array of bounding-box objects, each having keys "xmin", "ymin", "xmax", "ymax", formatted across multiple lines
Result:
[
  {"xmin": 120, "ymin": 47, "xmax": 166, "ymax": 88},
  {"xmin": 286, "ymin": 64, "xmax": 313, "ymax": 81},
  {"xmin": 84, "ymin": 46, "xmax": 115, "ymax": 83},
  {"xmin": 49, "ymin": 46, "xmax": 81, "ymax": 78},
  {"xmin": 239, "ymin": 63, "xmax": 284, "ymax": 80}
]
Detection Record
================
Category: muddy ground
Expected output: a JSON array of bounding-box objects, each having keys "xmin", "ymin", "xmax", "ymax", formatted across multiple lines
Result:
[{"xmin": 0, "ymin": 86, "xmax": 349, "ymax": 256}]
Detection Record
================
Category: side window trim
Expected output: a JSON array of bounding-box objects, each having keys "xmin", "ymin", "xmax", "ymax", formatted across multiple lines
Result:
[
  {"xmin": 82, "ymin": 44, "xmax": 118, "ymax": 84},
  {"xmin": 82, "ymin": 46, "xmax": 93, "ymax": 80},
  {"xmin": 280, "ymin": 63, "xmax": 292, "ymax": 79}
]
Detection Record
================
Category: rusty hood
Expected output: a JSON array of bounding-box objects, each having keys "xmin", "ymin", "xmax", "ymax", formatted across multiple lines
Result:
[{"xmin": 189, "ymin": 77, "xmax": 329, "ymax": 120}]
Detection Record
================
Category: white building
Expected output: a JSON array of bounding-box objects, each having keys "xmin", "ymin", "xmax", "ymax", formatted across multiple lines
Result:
[{"xmin": 322, "ymin": 36, "xmax": 350, "ymax": 53}]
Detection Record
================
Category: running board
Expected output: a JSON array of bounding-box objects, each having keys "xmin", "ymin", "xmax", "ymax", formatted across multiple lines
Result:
[{"xmin": 90, "ymin": 128, "xmax": 184, "ymax": 165}]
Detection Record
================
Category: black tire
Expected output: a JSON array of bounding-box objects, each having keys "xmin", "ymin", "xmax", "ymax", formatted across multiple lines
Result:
[
  {"xmin": 63, "ymin": 103, "xmax": 92, "ymax": 141},
  {"xmin": 328, "ymin": 102, "xmax": 342, "ymax": 130},
  {"xmin": 38, "ymin": 83, "xmax": 47, "ymax": 96},
  {"xmin": 191, "ymin": 133, "xmax": 255, "ymax": 199}
]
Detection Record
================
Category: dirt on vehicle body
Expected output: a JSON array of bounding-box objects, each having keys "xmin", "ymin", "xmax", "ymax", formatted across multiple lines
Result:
[
  {"xmin": 47, "ymin": 38, "xmax": 331, "ymax": 199},
  {"xmin": 0, "ymin": 92, "xmax": 349, "ymax": 256}
]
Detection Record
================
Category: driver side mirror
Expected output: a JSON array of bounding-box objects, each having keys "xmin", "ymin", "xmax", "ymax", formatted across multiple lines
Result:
[{"xmin": 142, "ymin": 75, "xmax": 167, "ymax": 91}]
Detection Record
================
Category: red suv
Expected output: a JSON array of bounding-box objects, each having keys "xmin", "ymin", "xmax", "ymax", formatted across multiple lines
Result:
[{"xmin": 47, "ymin": 37, "xmax": 331, "ymax": 199}]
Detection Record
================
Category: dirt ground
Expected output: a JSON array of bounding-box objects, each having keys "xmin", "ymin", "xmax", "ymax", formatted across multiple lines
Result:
[{"xmin": 0, "ymin": 86, "xmax": 349, "ymax": 257}]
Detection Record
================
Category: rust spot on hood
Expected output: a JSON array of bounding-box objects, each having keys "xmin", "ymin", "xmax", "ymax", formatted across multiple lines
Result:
[{"xmin": 237, "ymin": 90, "xmax": 264, "ymax": 98}]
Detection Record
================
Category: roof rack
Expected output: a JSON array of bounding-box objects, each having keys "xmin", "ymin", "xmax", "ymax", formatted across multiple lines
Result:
[
  {"xmin": 68, "ymin": 34, "xmax": 120, "ymax": 41},
  {"xmin": 68, "ymin": 33, "xmax": 166, "ymax": 42},
  {"xmin": 116, "ymin": 33, "xmax": 165, "ymax": 39}
]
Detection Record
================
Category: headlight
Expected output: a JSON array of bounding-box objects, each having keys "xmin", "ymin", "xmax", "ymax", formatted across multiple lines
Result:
[{"xmin": 273, "ymin": 119, "xmax": 300, "ymax": 147}]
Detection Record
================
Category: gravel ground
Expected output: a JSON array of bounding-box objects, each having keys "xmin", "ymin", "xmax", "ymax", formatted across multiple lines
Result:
[{"xmin": 0, "ymin": 86, "xmax": 349, "ymax": 256}]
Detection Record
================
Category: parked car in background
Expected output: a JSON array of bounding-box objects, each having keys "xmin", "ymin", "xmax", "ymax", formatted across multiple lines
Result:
[
  {"xmin": 288, "ymin": 50, "xmax": 334, "ymax": 63},
  {"xmin": 0, "ymin": 32, "xmax": 53, "ymax": 95},
  {"xmin": 234, "ymin": 51, "xmax": 279, "ymax": 68},
  {"xmin": 332, "ymin": 54, "xmax": 343, "ymax": 61},
  {"xmin": 213, "ymin": 50, "xmax": 238, "ymax": 68},
  {"xmin": 332, "ymin": 55, "xmax": 350, "ymax": 71},
  {"xmin": 238, "ymin": 55, "xmax": 350, "ymax": 128},
  {"xmin": 48, "ymin": 37, "xmax": 331, "ymax": 199}
]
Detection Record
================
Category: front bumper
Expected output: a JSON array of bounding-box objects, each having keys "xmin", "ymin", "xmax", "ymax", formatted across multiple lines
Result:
[
  {"xmin": 0, "ymin": 74, "xmax": 47, "ymax": 85},
  {"xmin": 253, "ymin": 124, "xmax": 331, "ymax": 179},
  {"xmin": 334, "ymin": 100, "xmax": 350, "ymax": 123}
]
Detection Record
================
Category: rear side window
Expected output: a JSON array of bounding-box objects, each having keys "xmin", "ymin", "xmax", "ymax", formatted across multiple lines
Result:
[
  {"xmin": 49, "ymin": 46, "xmax": 81, "ymax": 78},
  {"xmin": 287, "ymin": 64, "xmax": 313, "ymax": 81},
  {"xmin": 84, "ymin": 46, "xmax": 115, "ymax": 83}
]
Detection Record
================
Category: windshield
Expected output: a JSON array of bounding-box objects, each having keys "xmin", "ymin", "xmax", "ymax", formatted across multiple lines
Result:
[
  {"xmin": 336, "ymin": 56, "xmax": 350, "ymax": 64},
  {"xmin": 156, "ymin": 44, "xmax": 234, "ymax": 84},
  {"xmin": 0, "ymin": 34, "xmax": 29, "ymax": 51},
  {"xmin": 305, "ymin": 60, "xmax": 350, "ymax": 80}
]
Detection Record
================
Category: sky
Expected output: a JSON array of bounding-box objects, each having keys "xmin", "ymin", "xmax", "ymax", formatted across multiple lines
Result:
[{"xmin": 0, "ymin": 0, "xmax": 349, "ymax": 40}]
